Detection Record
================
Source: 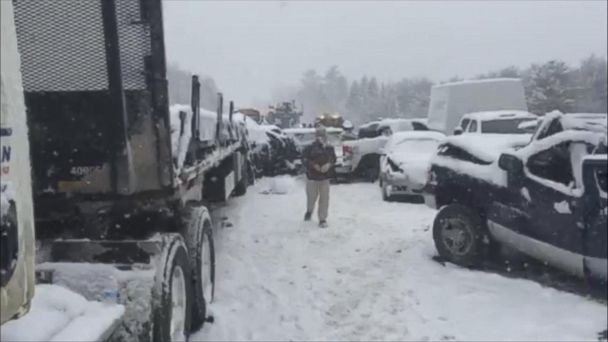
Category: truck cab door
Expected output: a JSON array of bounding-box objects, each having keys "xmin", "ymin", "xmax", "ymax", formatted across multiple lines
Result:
[
  {"xmin": 581, "ymin": 156, "xmax": 608, "ymax": 281},
  {"xmin": 521, "ymin": 140, "xmax": 585, "ymax": 277}
]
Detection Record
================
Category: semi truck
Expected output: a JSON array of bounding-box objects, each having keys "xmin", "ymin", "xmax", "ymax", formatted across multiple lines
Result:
[{"xmin": 1, "ymin": 0, "xmax": 250, "ymax": 341}]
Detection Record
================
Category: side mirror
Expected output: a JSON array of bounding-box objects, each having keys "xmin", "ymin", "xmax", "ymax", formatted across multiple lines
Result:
[
  {"xmin": 498, "ymin": 153, "xmax": 523, "ymax": 173},
  {"xmin": 498, "ymin": 152, "xmax": 524, "ymax": 186},
  {"xmin": 453, "ymin": 127, "xmax": 463, "ymax": 136}
]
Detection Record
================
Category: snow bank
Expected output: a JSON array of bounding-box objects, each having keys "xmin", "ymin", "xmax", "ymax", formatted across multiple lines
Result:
[{"xmin": 1, "ymin": 284, "xmax": 124, "ymax": 342}]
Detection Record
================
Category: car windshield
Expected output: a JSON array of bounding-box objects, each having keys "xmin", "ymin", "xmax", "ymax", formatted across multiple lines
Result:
[
  {"xmin": 2, "ymin": 1, "xmax": 607, "ymax": 341},
  {"xmin": 481, "ymin": 118, "xmax": 537, "ymax": 134}
]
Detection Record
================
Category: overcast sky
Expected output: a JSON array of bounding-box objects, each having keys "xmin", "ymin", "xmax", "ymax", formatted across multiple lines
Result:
[{"xmin": 163, "ymin": 0, "xmax": 607, "ymax": 106}]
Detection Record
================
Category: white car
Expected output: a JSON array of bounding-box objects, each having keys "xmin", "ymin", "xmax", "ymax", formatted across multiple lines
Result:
[
  {"xmin": 379, "ymin": 131, "xmax": 445, "ymax": 201},
  {"xmin": 455, "ymin": 110, "xmax": 537, "ymax": 135}
]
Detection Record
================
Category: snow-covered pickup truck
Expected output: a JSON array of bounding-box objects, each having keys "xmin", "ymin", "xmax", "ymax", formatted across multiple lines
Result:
[
  {"xmin": 340, "ymin": 119, "xmax": 429, "ymax": 181},
  {"xmin": 426, "ymin": 112, "xmax": 608, "ymax": 281}
]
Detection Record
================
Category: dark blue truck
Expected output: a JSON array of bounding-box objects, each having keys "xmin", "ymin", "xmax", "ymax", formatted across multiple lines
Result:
[{"xmin": 426, "ymin": 112, "xmax": 607, "ymax": 282}]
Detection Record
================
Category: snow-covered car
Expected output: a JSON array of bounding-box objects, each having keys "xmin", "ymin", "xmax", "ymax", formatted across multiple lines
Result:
[
  {"xmin": 426, "ymin": 111, "xmax": 608, "ymax": 281},
  {"xmin": 231, "ymin": 112, "xmax": 300, "ymax": 177},
  {"xmin": 340, "ymin": 118, "xmax": 429, "ymax": 181},
  {"xmin": 455, "ymin": 110, "xmax": 537, "ymax": 135},
  {"xmin": 379, "ymin": 131, "xmax": 445, "ymax": 201}
]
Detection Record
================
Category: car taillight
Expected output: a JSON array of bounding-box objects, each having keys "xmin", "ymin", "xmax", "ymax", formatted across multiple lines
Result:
[{"xmin": 343, "ymin": 145, "xmax": 353, "ymax": 156}]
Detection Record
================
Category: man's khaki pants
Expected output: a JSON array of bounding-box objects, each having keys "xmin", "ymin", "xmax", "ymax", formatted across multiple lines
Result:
[{"xmin": 306, "ymin": 179, "xmax": 330, "ymax": 221}]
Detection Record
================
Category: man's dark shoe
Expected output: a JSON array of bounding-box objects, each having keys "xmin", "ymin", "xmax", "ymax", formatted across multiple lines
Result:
[
  {"xmin": 319, "ymin": 220, "xmax": 328, "ymax": 228},
  {"xmin": 304, "ymin": 212, "xmax": 312, "ymax": 221}
]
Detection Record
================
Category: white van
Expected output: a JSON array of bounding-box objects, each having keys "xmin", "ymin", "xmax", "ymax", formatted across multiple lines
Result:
[{"xmin": 427, "ymin": 78, "xmax": 528, "ymax": 134}]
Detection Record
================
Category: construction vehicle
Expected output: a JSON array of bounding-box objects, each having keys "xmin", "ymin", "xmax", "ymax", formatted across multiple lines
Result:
[
  {"xmin": 237, "ymin": 108, "xmax": 263, "ymax": 124},
  {"xmin": 2, "ymin": 0, "xmax": 250, "ymax": 341},
  {"xmin": 315, "ymin": 112, "xmax": 344, "ymax": 128},
  {"xmin": 267, "ymin": 101, "xmax": 303, "ymax": 129}
]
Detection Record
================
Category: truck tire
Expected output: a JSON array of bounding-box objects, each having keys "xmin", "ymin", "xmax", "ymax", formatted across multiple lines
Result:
[
  {"xmin": 181, "ymin": 205, "xmax": 216, "ymax": 332},
  {"xmin": 432, "ymin": 204, "xmax": 487, "ymax": 268},
  {"xmin": 152, "ymin": 234, "xmax": 193, "ymax": 342}
]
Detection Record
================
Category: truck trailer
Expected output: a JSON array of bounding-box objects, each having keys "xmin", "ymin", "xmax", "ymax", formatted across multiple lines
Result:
[
  {"xmin": 427, "ymin": 78, "xmax": 528, "ymax": 134},
  {"xmin": 2, "ymin": 0, "xmax": 250, "ymax": 340}
]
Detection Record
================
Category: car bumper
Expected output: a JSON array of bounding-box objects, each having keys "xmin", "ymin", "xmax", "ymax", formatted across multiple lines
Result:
[{"xmin": 383, "ymin": 175, "xmax": 424, "ymax": 195}]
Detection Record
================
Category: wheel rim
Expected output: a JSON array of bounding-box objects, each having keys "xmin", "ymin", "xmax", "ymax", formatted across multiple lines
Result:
[
  {"xmin": 170, "ymin": 265, "xmax": 187, "ymax": 342},
  {"xmin": 440, "ymin": 217, "xmax": 473, "ymax": 256},
  {"xmin": 201, "ymin": 233, "xmax": 213, "ymax": 303}
]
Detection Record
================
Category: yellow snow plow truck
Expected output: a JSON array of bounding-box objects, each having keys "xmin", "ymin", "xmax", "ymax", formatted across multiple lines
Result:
[{"xmin": 315, "ymin": 113, "xmax": 345, "ymax": 128}]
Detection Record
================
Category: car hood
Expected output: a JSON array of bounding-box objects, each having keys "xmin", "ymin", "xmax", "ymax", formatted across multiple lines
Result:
[{"xmin": 386, "ymin": 151, "xmax": 434, "ymax": 185}]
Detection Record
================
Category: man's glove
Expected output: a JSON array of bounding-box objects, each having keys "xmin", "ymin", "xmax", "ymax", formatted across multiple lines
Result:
[{"xmin": 313, "ymin": 163, "xmax": 331, "ymax": 173}]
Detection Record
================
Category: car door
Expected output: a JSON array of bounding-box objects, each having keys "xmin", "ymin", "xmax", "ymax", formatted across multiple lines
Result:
[
  {"xmin": 520, "ymin": 140, "xmax": 585, "ymax": 276},
  {"xmin": 581, "ymin": 156, "xmax": 608, "ymax": 280}
]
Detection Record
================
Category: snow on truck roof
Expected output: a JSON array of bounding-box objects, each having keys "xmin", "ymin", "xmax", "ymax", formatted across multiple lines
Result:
[
  {"xmin": 462, "ymin": 110, "xmax": 536, "ymax": 121},
  {"xmin": 433, "ymin": 78, "xmax": 523, "ymax": 89}
]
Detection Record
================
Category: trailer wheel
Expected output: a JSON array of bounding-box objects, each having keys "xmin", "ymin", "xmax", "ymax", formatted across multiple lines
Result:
[
  {"xmin": 432, "ymin": 204, "xmax": 486, "ymax": 268},
  {"xmin": 153, "ymin": 235, "xmax": 193, "ymax": 342},
  {"xmin": 182, "ymin": 205, "xmax": 216, "ymax": 332}
]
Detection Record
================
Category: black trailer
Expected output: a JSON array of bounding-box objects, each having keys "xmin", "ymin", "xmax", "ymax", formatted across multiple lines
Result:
[{"xmin": 12, "ymin": 0, "xmax": 249, "ymax": 340}]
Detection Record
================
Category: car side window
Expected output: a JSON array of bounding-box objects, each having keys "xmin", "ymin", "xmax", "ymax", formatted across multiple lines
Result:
[
  {"xmin": 527, "ymin": 141, "xmax": 574, "ymax": 187},
  {"xmin": 460, "ymin": 118, "xmax": 470, "ymax": 130},
  {"xmin": 468, "ymin": 120, "xmax": 478, "ymax": 133}
]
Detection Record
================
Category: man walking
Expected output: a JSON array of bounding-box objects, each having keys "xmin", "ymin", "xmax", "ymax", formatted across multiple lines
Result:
[{"xmin": 302, "ymin": 126, "xmax": 336, "ymax": 228}]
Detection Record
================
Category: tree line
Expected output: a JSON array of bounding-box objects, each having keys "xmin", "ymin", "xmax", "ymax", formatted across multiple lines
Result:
[{"xmin": 285, "ymin": 54, "xmax": 607, "ymax": 124}]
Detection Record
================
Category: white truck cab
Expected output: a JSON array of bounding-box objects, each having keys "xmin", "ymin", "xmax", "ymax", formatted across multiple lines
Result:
[
  {"xmin": 456, "ymin": 110, "xmax": 537, "ymax": 135},
  {"xmin": 427, "ymin": 78, "xmax": 528, "ymax": 134}
]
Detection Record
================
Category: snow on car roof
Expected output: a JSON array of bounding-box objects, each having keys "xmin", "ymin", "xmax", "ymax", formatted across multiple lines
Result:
[
  {"xmin": 433, "ymin": 78, "xmax": 522, "ymax": 89},
  {"xmin": 461, "ymin": 110, "xmax": 537, "ymax": 121},
  {"xmin": 443, "ymin": 134, "xmax": 533, "ymax": 163}
]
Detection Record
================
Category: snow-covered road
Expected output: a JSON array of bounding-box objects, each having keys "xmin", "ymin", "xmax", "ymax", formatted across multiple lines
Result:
[{"xmin": 192, "ymin": 176, "xmax": 607, "ymax": 341}]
